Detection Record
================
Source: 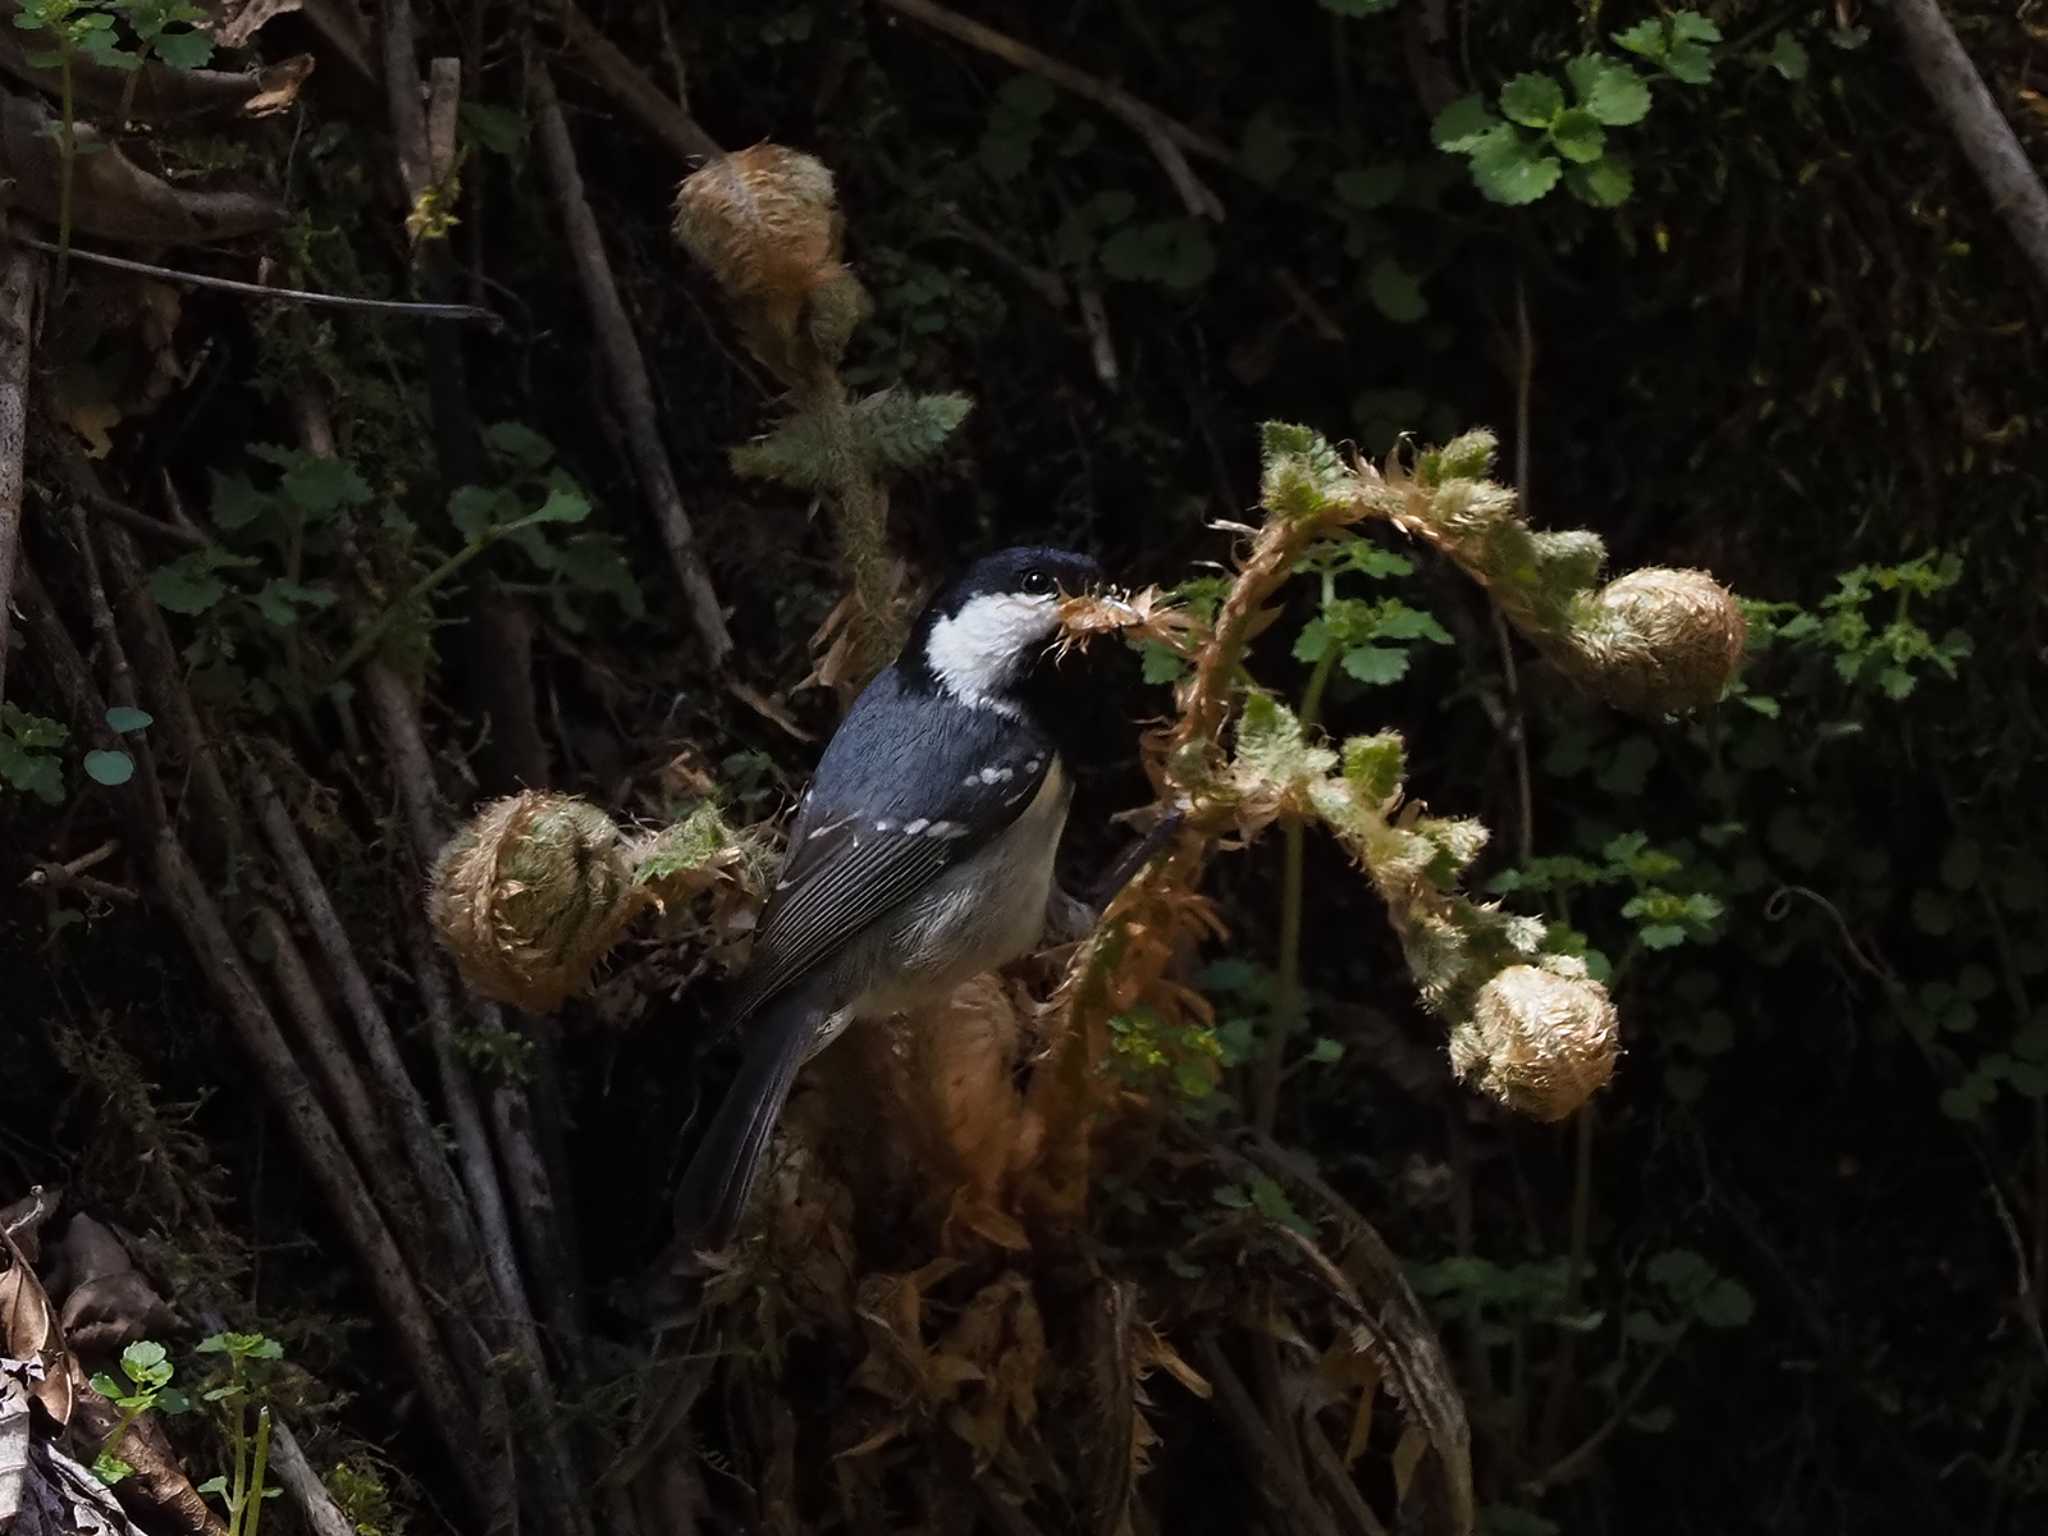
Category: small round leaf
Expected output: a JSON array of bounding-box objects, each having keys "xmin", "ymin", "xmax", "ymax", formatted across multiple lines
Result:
[{"xmin": 84, "ymin": 750, "xmax": 135, "ymax": 786}]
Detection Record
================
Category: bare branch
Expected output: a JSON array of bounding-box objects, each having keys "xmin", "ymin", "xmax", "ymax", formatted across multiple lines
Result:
[{"xmin": 531, "ymin": 58, "xmax": 734, "ymax": 668}]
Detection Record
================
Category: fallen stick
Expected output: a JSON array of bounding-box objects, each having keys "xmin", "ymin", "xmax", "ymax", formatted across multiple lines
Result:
[{"xmin": 1892, "ymin": 0, "xmax": 2048, "ymax": 295}]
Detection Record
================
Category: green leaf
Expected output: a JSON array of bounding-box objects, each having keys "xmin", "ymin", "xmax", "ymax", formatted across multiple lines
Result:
[
  {"xmin": 1565, "ymin": 156, "xmax": 1634, "ymax": 208},
  {"xmin": 1431, "ymin": 94, "xmax": 1498, "ymax": 153},
  {"xmin": 1694, "ymin": 1279, "xmax": 1754, "ymax": 1328},
  {"xmin": 1499, "ymin": 73, "xmax": 1565, "ymax": 128},
  {"xmin": 1671, "ymin": 11, "xmax": 1722, "ymax": 45},
  {"xmin": 1939, "ymin": 1084, "xmax": 1985, "ymax": 1122},
  {"xmin": 104, "ymin": 706, "xmax": 153, "ymax": 734},
  {"xmin": 1308, "ymin": 1037, "xmax": 1343, "ymax": 1064},
  {"xmin": 1139, "ymin": 642, "xmax": 1188, "ymax": 685},
  {"xmin": 1765, "ymin": 31, "xmax": 1809, "ymax": 81},
  {"xmin": 1566, "ymin": 55, "xmax": 1651, "ymax": 125},
  {"xmin": 1613, "ymin": 19, "xmax": 1667, "ymax": 58},
  {"xmin": 461, "ymin": 102, "xmax": 528, "ymax": 157},
  {"xmin": 448, "ymin": 485, "xmax": 501, "ymax": 543},
  {"xmin": 1366, "ymin": 257, "xmax": 1428, "ymax": 323},
  {"xmin": 857, "ymin": 390, "xmax": 974, "ymax": 471},
  {"xmin": 84, "ymin": 750, "xmax": 135, "ymax": 786},
  {"xmin": 1293, "ymin": 618, "xmax": 1334, "ymax": 664},
  {"xmin": 1911, "ymin": 890, "xmax": 1955, "ymax": 937},
  {"xmin": 196, "ymin": 1475, "xmax": 229, "ymax": 1496},
  {"xmin": 122, "ymin": 1340, "xmax": 167, "ymax": 1372},
  {"xmin": 150, "ymin": 28, "xmax": 213, "ymax": 68},
  {"xmin": 93, "ymin": 1452, "xmax": 136, "ymax": 1487},
  {"xmin": 154, "ymin": 1387, "xmax": 192, "ymax": 1415},
  {"xmin": 1467, "ymin": 126, "xmax": 1561, "ymax": 206},
  {"xmin": 1645, "ymin": 1248, "xmax": 1710, "ymax": 1292},
  {"xmin": 1629, "ymin": 1405, "xmax": 1676, "ymax": 1434},
  {"xmin": 90, "ymin": 1372, "xmax": 124, "ymax": 1398},
  {"xmin": 522, "ymin": 488, "xmax": 589, "ymax": 526},
  {"xmin": 1638, "ymin": 923, "xmax": 1687, "ymax": 950},
  {"xmin": 279, "ymin": 453, "xmax": 372, "ymax": 517},
  {"xmin": 149, "ymin": 555, "xmax": 228, "ymax": 615},
  {"xmin": 1663, "ymin": 42, "xmax": 1716, "ymax": 85},
  {"xmin": 1341, "ymin": 645, "xmax": 1410, "ymax": 686},
  {"xmin": 1549, "ymin": 108, "xmax": 1606, "ymax": 164},
  {"xmin": 485, "ymin": 420, "xmax": 555, "ymax": 470},
  {"xmin": 1332, "ymin": 162, "xmax": 1404, "ymax": 210},
  {"xmin": 1099, "ymin": 219, "xmax": 1216, "ymax": 291},
  {"xmin": 210, "ymin": 470, "xmax": 271, "ymax": 531}
]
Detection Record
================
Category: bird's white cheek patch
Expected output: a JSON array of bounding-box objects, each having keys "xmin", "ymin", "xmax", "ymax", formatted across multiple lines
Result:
[{"xmin": 926, "ymin": 593, "xmax": 1058, "ymax": 710}]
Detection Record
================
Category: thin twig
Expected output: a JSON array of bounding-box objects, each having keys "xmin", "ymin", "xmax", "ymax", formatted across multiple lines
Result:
[
  {"xmin": 78, "ymin": 488, "xmax": 208, "ymax": 550},
  {"xmin": 2, "ymin": 233, "xmax": 500, "ymax": 323},
  {"xmin": 531, "ymin": 56, "xmax": 733, "ymax": 668},
  {"xmin": 0, "ymin": 246, "xmax": 38, "ymax": 704},
  {"xmin": 1523, "ymin": 1330, "xmax": 1684, "ymax": 1493},
  {"xmin": 876, "ymin": 0, "xmax": 1230, "ymax": 219}
]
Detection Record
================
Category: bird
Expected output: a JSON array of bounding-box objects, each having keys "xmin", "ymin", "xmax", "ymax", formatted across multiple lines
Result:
[{"xmin": 668, "ymin": 545, "xmax": 1127, "ymax": 1257}]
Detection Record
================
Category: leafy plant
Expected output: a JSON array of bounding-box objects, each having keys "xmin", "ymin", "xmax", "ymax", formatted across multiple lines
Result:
[
  {"xmin": 0, "ymin": 704, "xmax": 69, "ymax": 804},
  {"xmin": 89, "ymin": 1339, "xmax": 192, "ymax": 1486},
  {"xmin": 11, "ymin": 0, "xmax": 216, "ymax": 288},
  {"xmin": 194, "ymin": 1331, "xmax": 285, "ymax": 1536},
  {"xmin": 1433, "ymin": 53, "xmax": 1652, "ymax": 208}
]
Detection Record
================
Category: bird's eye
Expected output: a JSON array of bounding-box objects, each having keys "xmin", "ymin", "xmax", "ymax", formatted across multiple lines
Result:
[{"xmin": 1020, "ymin": 568, "xmax": 1054, "ymax": 595}]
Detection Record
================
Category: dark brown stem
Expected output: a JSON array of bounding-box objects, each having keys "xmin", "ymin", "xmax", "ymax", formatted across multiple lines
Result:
[
  {"xmin": 0, "ymin": 246, "xmax": 39, "ymax": 704},
  {"xmin": 531, "ymin": 57, "xmax": 733, "ymax": 668},
  {"xmin": 1535, "ymin": 1104, "xmax": 1596, "ymax": 1465},
  {"xmin": 793, "ymin": 364, "xmax": 900, "ymax": 667}
]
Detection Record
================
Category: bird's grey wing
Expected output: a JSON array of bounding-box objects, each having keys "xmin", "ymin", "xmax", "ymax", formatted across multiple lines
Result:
[{"xmin": 722, "ymin": 713, "xmax": 1055, "ymax": 1029}]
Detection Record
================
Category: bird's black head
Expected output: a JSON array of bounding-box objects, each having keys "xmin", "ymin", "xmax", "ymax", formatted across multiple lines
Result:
[{"xmin": 901, "ymin": 546, "xmax": 1110, "ymax": 709}]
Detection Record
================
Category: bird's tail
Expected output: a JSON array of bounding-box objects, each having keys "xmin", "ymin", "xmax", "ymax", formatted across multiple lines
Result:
[{"xmin": 669, "ymin": 986, "xmax": 824, "ymax": 1256}]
